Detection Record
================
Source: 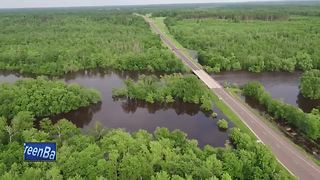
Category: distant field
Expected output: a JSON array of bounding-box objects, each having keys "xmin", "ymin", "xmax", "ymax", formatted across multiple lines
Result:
[
  {"xmin": 159, "ymin": 7, "xmax": 320, "ymax": 73},
  {"xmin": 0, "ymin": 11, "xmax": 185, "ymax": 75}
]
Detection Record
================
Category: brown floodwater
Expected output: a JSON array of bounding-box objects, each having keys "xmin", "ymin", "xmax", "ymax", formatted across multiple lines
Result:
[
  {"xmin": 0, "ymin": 70, "xmax": 232, "ymax": 148},
  {"xmin": 212, "ymin": 71, "xmax": 320, "ymax": 112}
]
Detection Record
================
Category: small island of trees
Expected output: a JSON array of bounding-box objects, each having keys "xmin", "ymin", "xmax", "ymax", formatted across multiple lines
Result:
[
  {"xmin": 217, "ymin": 119, "xmax": 229, "ymax": 130},
  {"xmin": 112, "ymin": 74, "xmax": 214, "ymax": 111}
]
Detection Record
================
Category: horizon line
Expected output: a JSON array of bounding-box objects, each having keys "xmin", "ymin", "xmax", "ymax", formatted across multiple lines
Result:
[{"xmin": 0, "ymin": 0, "xmax": 317, "ymax": 10}]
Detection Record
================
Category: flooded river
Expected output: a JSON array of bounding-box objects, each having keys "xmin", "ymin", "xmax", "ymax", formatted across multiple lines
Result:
[
  {"xmin": 0, "ymin": 70, "xmax": 232, "ymax": 147},
  {"xmin": 3, "ymin": 70, "xmax": 319, "ymax": 148},
  {"xmin": 213, "ymin": 71, "xmax": 320, "ymax": 157},
  {"xmin": 213, "ymin": 71, "xmax": 320, "ymax": 112}
]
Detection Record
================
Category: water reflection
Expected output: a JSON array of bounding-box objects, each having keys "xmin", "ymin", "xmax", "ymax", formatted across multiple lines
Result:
[
  {"xmin": 58, "ymin": 69, "xmax": 233, "ymax": 147},
  {"xmin": 213, "ymin": 71, "xmax": 320, "ymax": 112},
  {"xmin": 119, "ymin": 98, "xmax": 202, "ymax": 116},
  {"xmin": 64, "ymin": 69, "xmax": 143, "ymax": 82},
  {"xmin": 49, "ymin": 102, "xmax": 103, "ymax": 128},
  {"xmin": 0, "ymin": 69, "xmax": 232, "ymax": 147},
  {"xmin": 297, "ymin": 93, "xmax": 320, "ymax": 112}
]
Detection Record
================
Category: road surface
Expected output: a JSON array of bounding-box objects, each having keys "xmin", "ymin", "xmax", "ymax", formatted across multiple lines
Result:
[{"xmin": 143, "ymin": 15, "xmax": 320, "ymax": 180}]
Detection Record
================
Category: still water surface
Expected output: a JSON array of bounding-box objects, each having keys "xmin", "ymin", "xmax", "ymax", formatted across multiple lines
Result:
[
  {"xmin": 213, "ymin": 71, "xmax": 320, "ymax": 112},
  {"xmin": 213, "ymin": 71, "xmax": 320, "ymax": 157},
  {"xmin": 0, "ymin": 70, "xmax": 232, "ymax": 147},
  {"xmin": 2, "ymin": 70, "xmax": 319, "ymax": 147}
]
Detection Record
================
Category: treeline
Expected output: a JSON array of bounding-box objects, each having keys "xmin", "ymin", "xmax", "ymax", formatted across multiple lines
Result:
[
  {"xmin": 112, "ymin": 74, "xmax": 214, "ymax": 111},
  {"xmin": 164, "ymin": 15, "xmax": 320, "ymax": 73},
  {"xmin": 242, "ymin": 82, "xmax": 320, "ymax": 140},
  {"xmin": 0, "ymin": 113, "xmax": 293, "ymax": 179},
  {"xmin": 300, "ymin": 69, "xmax": 320, "ymax": 100},
  {"xmin": 152, "ymin": 5, "xmax": 320, "ymax": 20},
  {"xmin": 0, "ymin": 11, "xmax": 185, "ymax": 75},
  {"xmin": 0, "ymin": 77, "xmax": 101, "ymax": 118},
  {"xmin": 155, "ymin": 9, "xmax": 289, "ymax": 22}
]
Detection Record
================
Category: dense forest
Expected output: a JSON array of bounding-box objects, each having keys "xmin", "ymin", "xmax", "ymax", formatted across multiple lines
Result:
[
  {"xmin": 155, "ymin": 6, "xmax": 320, "ymax": 73},
  {"xmin": 0, "ymin": 5, "xmax": 317, "ymax": 179},
  {"xmin": 113, "ymin": 74, "xmax": 214, "ymax": 111},
  {"xmin": 300, "ymin": 69, "xmax": 320, "ymax": 100},
  {"xmin": 0, "ymin": 11, "xmax": 186, "ymax": 75},
  {"xmin": 152, "ymin": 5, "xmax": 320, "ymax": 20},
  {"xmin": 0, "ymin": 114, "xmax": 293, "ymax": 179},
  {"xmin": 242, "ymin": 82, "xmax": 320, "ymax": 140},
  {"xmin": 0, "ymin": 77, "xmax": 101, "ymax": 118}
]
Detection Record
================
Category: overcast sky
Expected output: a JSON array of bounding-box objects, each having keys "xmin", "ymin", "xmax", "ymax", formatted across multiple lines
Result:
[{"xmin": 0, "ymin": 0, "xmax": 307, "ymax": 9}]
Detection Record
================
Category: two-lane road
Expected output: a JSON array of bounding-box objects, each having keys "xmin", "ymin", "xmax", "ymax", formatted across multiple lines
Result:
[{"xmin": 143, "ymin": 15, "xmax": 320, "ymax": 179}]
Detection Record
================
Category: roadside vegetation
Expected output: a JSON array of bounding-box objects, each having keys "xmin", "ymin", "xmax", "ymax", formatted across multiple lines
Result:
[
  {"xmin": 0, "ymin": 11, "xmax": 186, "ymax": 75},
  {"xmin": 211, "ymin": 92, "xmax": 256, "ymax": 139},
  {"xmin": 112, "ymin": 74, "xmax": 214, "ymax": 111},
  {"xmin": 154, "ymin": 6, "xmax": 320, "ymax": 73},
  {"xmin": 242, "ymin": 82, "xmax": 320, "ymax": 140},
  {"xmin": 0, "ymin": 114, "xmax": 294, "ymax": 179},
  {"xmin": 0, "ymin": 77, "xmax": 101, "ymax": 118},
  {"xmin": 300, "ymin": 69, "xmax": 320, "ymax": 100}
]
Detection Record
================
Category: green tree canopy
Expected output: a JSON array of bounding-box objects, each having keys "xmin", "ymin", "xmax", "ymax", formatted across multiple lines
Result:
[
  {"xmin": 300, "ymin": 69, "xmax": 320, "ymax": 99},
  {"xmin": 113, "ymin": 74, "xmax": 214, "ymax": 111},
  {"xmin": 0, "ymin": 117, "xmax": 294, "ymax": 179},
  {"xmin": 0, "ymin": 77, "xmax": 101, "ymax": 118}
]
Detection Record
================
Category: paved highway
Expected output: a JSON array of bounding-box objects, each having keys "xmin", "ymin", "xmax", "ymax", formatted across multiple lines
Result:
[{"xmin": 143, "ymin": 15, "xmax": 320, "ymax": 180}]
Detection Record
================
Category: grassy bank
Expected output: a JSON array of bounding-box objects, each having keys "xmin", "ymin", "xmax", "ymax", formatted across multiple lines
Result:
[{"xmin": 211, "ymin": 91, "xmax": 257, "ymax": 139}]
